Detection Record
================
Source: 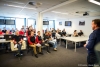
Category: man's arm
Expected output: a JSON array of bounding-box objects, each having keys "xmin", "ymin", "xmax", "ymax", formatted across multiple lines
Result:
[{"xmin": 86, "ymin": 32, "xmax": 96, "ymax": 50}]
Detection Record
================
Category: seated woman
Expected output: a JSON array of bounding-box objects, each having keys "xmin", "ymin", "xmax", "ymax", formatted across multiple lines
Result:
[
  {"xmin": 13, "ymin": 31, "xmax": 23, "ymax": 56},
  {"xmin": 36, "ymin": 31, "xmax": 50, "ymax": 53},
  {"xmin": 48, "ymin": 32, "xmax": 57, "ymax": 51},
  {"xmin": 28, "ymin": 31, "xmax": 43, "ymax": 58},
  {"xmin": 78, "ymin": 30, "xmax": 84, "ymax": 36},
  {"xmin": 73, "ymin": 30, "xmax": 78, "ymax": 37}
]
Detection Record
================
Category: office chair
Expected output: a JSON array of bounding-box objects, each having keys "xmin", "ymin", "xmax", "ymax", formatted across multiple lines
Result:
[
  {"xmin": 26, "ymin": 41, "xmax": 34, "ymax": 56},
  {"xmin": 10, "ymin": 41, "xmax": 26, "ymax": 60}
]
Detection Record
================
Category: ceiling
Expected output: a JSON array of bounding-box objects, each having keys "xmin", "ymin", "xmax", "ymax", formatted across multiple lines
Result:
[{"xmin": 0, "ymin": 0, "xmax": 100, "ymax": 19}]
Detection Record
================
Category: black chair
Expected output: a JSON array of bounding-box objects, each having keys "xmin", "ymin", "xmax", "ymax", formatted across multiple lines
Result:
[{"xmin": 26, "ymin": 40, "xmax": 34, "ymax": 56}]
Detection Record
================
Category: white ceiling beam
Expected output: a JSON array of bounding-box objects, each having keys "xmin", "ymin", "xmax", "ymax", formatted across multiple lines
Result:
[{"xmin": 41, "ymin": 0, "xmax": 78, "ymax": 13}]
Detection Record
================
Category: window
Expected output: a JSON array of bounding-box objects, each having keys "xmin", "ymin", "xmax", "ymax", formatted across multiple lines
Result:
[
  {"xmin": 49, "ymin": 20, "xmax": 54, "ymax": 30},
  {"xmin": 0, "ymin": 17, "xmax": 5, "ymax": 29},
  {"xmin": 27, "ymin": 19, "xmax": 35, "ymax": 29},
  {"xmin": 16, "ymin": 18, "xmax": 25, "ymax": 30}
]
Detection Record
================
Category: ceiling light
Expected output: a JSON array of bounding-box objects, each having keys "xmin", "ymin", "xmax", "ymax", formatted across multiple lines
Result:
[
  {"xmin": 52, "ymin": 11, "xmax": 68, "ymax": 15},
  {"xmin": 88, "ymin": 0, "xmax": 100, "ymax": 6},
  {"xmin": 4, "ymin": 4, "xmax": 36, "ymax": 10}
]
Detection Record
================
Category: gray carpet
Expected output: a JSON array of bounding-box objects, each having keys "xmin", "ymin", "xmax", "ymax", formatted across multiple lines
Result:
[{"xmin": 0, "ymin": 43, "xmax": 88, "ymax": 67}]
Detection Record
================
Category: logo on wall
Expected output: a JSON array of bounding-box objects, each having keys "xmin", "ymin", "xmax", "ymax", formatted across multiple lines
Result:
[
  {"xmin": 59, "ymin": 22, "xmax": 62, "ymax": 25},
  {"xmin": 79, "ymin": 21, "xmax": 85, "ymax": 26}
]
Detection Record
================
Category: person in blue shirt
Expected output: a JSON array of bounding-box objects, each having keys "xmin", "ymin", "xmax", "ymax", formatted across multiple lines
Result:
[{"xmin": 84, "ymin": 19, "xmax": 100, "ymax": 67}]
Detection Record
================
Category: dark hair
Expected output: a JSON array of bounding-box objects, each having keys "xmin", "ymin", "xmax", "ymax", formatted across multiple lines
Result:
[
  {"xmin": 74, "ymin": 30, "xmax": 77, "ymax": 32},
  {"xmin": 92, "ymin": 19, "xmax": 100, "ymax": 27},
  {"xmin": 37, "ymin": 31, "xmax": 40, "ymax": 33}
]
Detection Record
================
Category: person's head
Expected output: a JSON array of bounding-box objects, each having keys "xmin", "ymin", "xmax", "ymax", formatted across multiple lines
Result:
[
  {"xmin": 74, "ymin": 30, "xmax": 77, "ymax": 33},
  {"xmin": 6, "ymin": 30, "xmax": 10, "ymax": 34},
  {"xmin": 37, "ymin": 31, "xmax": 40, "ymax": 35},
  {"xmin": 80, "ymin": 30, "xmax": 82, "ymax": 32},
  {"xmin": 12, "ymin": 28, "xmax": 14, "ymax": 30},
  {"xmin": 30, "ymin": 31, "xmax": 34, "ymax": 36},
  {"xmin": 92, "ymin": 19, "xmax": 100, "ymax": 30},
  {"xmin": 45, "ymin": 32, "xmax": 48, "ymax": 35},
  {"xmin": 20, "ymin": 28, "xmax": 23, "ymax": 31},
  {"xmin": 15, "ymin": 31, "xmax": 19, "ymax": 36}
]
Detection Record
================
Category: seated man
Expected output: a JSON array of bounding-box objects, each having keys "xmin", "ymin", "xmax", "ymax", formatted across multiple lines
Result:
[
  {"xmin": 28, "ymin": 31, "xmax": 43, "ymax": 58},
  {"xmin": 78, "ymin": 30, "xmax": 84, "ymax": 36},
  {"xmin": 62, "ymin": 29, "xmax": 67, "ymax": 36},
  {"xmin": 48, "ymin": 32, "xmax": 57, "ymax": 51},
  {"xmin": 36, "ymin": 31, "xmax": 50, "ymax": 53},
  {"xmin": 13, "ymin": 31, "xmax": 23, "ymax": 56}
]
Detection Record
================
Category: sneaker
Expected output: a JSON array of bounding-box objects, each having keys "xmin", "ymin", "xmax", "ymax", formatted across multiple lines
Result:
[
  {"xmin": 35, "ymin": 54, "xmax": 38, "ymax": 58},
  {"xmin": 54, "ymin": 48, "xmax": 57, "ymax": 51},
  {"xmin": 47, "ymin": 51, "xmax": 51, "ymax": 53},
  {"xmin": 39, "ymin": 52, "xmax": 44, "ymax": 55},
  {"xmin": 20, "ymin": 54, "xmax": 23, "ymax": 56}
]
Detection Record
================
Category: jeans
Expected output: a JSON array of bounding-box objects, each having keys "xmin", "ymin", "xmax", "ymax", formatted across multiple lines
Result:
[
  {"xmin": 49, "ymin": 41, "xmax": 57, "ymax": 48},
  {"xmin": 17, "ymin": 43, "xmax": 22, "ymax": 54},
  {"xmin": 87, "ymin": 53, "xmax": 97, "ymax": 67}
]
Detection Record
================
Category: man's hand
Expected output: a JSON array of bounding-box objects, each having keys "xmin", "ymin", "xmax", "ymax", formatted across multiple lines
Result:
[{"xmin": 84, "ymin": 44, "xmax": 87, "ymax": 47}]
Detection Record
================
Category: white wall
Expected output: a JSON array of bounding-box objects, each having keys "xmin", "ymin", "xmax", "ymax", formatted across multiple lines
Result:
[{"xmin": 55, "ymin": 16, "xmax": 100, "ymax": 36}]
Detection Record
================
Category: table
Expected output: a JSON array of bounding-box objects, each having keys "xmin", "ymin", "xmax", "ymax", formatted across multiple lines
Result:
[
  {"xmin": 60, "ymin": 37, "xmax": 88, "ymax": 52},
  {"xmin": 0, "ymin": 36, "xmax": 4, "ymax": 38},
  {"xmin": 0, "ymin": 39, "xmax": 11, "ymax": 43}
]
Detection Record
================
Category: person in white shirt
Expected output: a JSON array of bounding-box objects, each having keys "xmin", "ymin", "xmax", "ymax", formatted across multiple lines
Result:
[{"xmin": 55, "ymin": 31, "xmax": 61, "ymax": 44}]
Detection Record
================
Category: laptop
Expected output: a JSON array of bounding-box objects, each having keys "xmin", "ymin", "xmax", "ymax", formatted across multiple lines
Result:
[{"xmin": 4, "ymin": 35, "xmax": 14, "ymax": 41}]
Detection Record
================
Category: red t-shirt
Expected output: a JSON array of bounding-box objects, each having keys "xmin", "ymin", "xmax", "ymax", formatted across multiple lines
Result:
[
  {"xmin": 0, "ymin": 31, "xmax": 3, "ymax": 35},
  {"xmin": 19, "ymin": 31, "xmax": 24, "ymax": 35}
]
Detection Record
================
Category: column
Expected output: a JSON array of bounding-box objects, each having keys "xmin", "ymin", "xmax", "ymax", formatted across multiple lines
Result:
[{"xmin": 36, "ymin": 12, "xmax": 43, "ymax": 37}]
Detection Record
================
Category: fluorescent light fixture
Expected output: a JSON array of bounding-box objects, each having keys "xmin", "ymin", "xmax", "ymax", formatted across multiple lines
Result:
[
  {"xmin": 52, "ymin": 11, "xmax": 68, "ymax": 15},
  {"xmin": 4, "ymin": 4, "xmax": 36, "ymax": 10},
  {"xmin": 88, "ymin": 0, "xmax": 100, "ymax": 6}
]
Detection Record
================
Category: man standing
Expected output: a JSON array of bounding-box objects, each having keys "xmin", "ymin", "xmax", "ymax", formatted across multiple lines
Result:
[{"xmin": 84, "ymin": 19, "xmax": 100, "ymax": 67}]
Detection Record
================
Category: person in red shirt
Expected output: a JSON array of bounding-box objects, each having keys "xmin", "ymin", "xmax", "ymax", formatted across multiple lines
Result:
[
  {"xmin": 28, "ymin": 31, "xmax": 43, "ymax": 58},
  {"xmin": 19, "ymin": 28, "xmax": 24, "ymax": 36},
  {"xmin": 0, "ymin": 29, "xmax": 3, "ymax": 35},
  {"xmin": 36, "ymin": 31, "xmax": 50, "ymax": 53}
]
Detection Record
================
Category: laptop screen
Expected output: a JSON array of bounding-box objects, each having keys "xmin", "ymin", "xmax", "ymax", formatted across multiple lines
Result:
[{"xmin": 4, "ymin": 35, "xmax": 14, "ymax": 40}]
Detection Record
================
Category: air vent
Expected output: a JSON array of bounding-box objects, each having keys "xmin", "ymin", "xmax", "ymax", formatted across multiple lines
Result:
[
  {"xmin": 29, "ymin": 2, "xmax": 42, "ymax": 6},
  {"xmin": 29, "ymin": 2, "xmax": 35, "ymax": 6}
]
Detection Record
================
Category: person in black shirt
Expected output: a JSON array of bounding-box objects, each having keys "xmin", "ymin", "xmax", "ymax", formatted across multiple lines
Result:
[
  {"xmin": 36, "ymin": 31, "xmax": 50, "ymax": 53},
  {"xmin": 10, "ymin": 28, "xmax": 15, "ymax": 34},
  {"xmin": 62, "ymin": 29, "xmax": 67, "ymax": 36},
  {"xmin": 28, "ymin": 31, "xmax": 43, "ymax": 58},
  {"xmin": 78, "ymin": 30, "xmax": 84, "ymax": 36},
  {"xmin": 2, "ymin": 27, "xmax": 7, "ymax": 33},
  {"xmin": 58, "ymin": 30, "xmax": 62, "ymax": 36},
  {"xmin": 13, "ymin": 31, "xmax": 23, "ymax": 55}
]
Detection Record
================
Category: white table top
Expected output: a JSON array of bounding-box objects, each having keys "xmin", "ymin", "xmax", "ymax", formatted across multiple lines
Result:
[
  {"xmin": 0, "ymin": 39, "xmax": 11, "ymax": 43},
  {"xmin": 0, "ymin": 36, "xmax": 4, "ymax": 38},
  {"xmin": 61, "ymin": 37, "xmax": 88, "ymax": 42}
]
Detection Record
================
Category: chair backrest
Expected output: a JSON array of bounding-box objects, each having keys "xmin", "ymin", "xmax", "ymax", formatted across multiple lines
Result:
[
  {"xmin": 94, "ymin": 43, "xmax": 100, "ymax": 65},
  {"xmin": 10, "ymin": 41, "xmax": 26, "ymax": 51}
]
